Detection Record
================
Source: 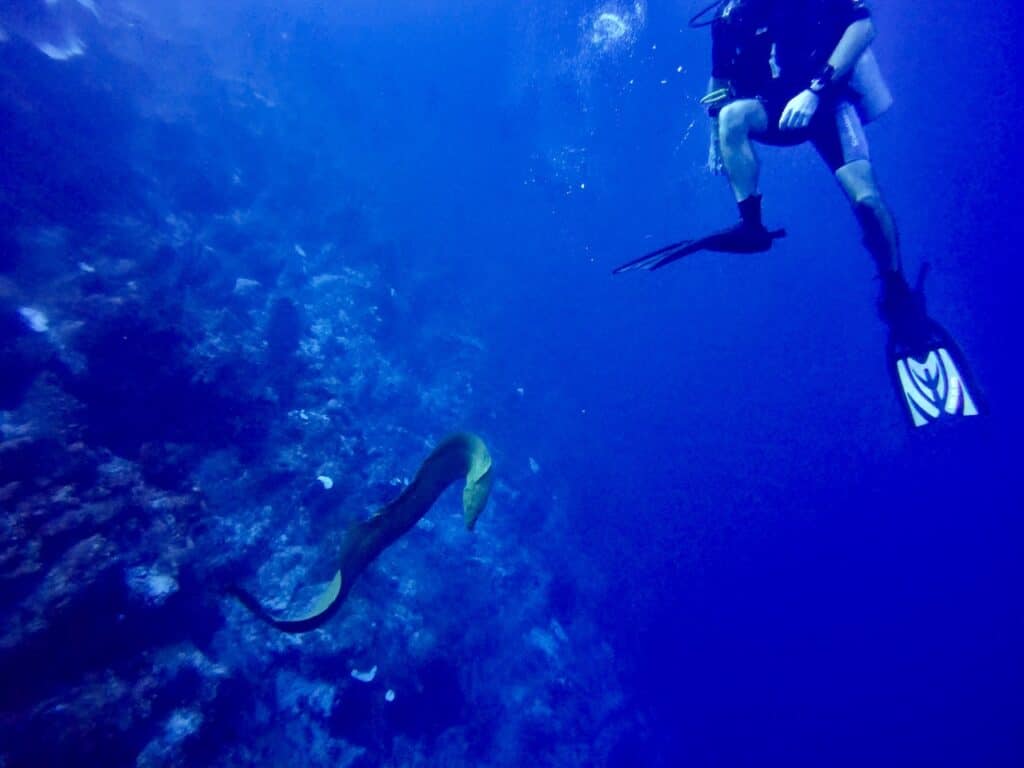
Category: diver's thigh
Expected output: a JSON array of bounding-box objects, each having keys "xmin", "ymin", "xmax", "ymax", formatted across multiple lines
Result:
[{"xmin": 817, "ymin": 102, "xmax": 871, "ymax": 178}]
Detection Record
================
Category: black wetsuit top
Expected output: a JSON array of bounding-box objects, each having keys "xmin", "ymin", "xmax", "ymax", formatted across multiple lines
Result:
[{"xmin": 712, "ymin": 0, "xmax": 871, "ymax": 99}]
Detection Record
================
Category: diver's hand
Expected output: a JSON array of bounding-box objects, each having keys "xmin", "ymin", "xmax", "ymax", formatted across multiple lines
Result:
[
  {"xmin": 707, "ymin": 121, "xmax": 725, "ymax": 176},
  {"xmin": 779, "ymin": 89, "xmax": 820, "ymax": 130}
]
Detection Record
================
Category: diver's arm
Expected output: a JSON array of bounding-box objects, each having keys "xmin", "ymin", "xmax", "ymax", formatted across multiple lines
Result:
[
  {"xmin": 706, "ymin": 12, "xmax": 733, "ymax": 175},
  {"xmin": 705, "ymin": 77, "xmax": 730, "ymax": 175},
  {"xmin": 705, "ymin": 75, "xmax": 730, "ymax": 106},
  {"xmin": 826, "ymin": 18, "xmax": 875, "ymax": 78},
  {"xmin": 780, "ymin": 18, "xmax": 875, "ymax": 130}
]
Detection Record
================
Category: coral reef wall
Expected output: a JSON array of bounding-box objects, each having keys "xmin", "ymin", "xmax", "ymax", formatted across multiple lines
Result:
[{"xmin": 0, "ymin": 3, "xmax": 647, "ymax": 765}]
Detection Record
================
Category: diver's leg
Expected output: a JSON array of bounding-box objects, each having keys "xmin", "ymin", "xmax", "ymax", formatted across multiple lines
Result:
[
  {"xmin": 813, "ymin": 102, "xmax": 909, "ymax": 321},
  {"xmin": 812, "ymin": 102, "xmax": 900, "ymax": 275},
  {"xmin": 835, "ymin": 159, "xmax": 902, "ymax": 275},
  {"xmin": 835, "ymin": 159, "xmax": 914, "ymax": 323},
  {"xmin": 718, "ymin": 99, "xmax": 769, "ymax": 203}
]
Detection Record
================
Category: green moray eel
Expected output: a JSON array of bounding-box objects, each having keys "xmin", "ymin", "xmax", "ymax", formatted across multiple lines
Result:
[{"xmin": 230, "ymin": 432, "xmax": 493, "ymax": 633}]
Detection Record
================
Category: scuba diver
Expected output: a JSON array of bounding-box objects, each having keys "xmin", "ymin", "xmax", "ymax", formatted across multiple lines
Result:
[{"xmin": 615, "ymin": 0, "xmax": 980, "ymax": 428}]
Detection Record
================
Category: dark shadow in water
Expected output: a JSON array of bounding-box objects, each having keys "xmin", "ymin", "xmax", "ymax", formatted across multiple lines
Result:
[
  {"xmin": 0, "ymin": 568, "xmax": 223, "ymax": 767},
  {"xmin": 63, "ymin": 308, "xmax": 256, "ymax": 459}
]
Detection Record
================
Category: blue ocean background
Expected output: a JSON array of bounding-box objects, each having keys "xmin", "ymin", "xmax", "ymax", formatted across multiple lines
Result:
[{"xmin": 1, "ymin": 1, "xmax": 1022, "ymax": 765}]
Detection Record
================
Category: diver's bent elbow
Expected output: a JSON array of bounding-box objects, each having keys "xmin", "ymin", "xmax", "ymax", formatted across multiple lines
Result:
[{"xmin": 857, "ymin": 18, "xmax": 876, "ymax": 45}]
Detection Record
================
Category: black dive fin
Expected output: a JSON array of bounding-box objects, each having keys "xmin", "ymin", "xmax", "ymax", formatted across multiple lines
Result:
[
  {"xmin": 612, "ymin": 238, "xmax": 695, "ymax": 274},
  {"xmin": 613, "ymin": 225, "xmax": 786, "ymax": 274},
  {"xmin": 650, "ymin": 226, "xmax": 786, "ymax": 271},
  {"xmin": 885, "ymin": 265, "xmax": 983, "ymax": 428}
]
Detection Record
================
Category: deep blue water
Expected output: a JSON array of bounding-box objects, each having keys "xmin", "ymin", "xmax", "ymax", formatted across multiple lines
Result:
[{"xmin": 2, "ymin": 1, "xmax": 1022, "ymax": 765}]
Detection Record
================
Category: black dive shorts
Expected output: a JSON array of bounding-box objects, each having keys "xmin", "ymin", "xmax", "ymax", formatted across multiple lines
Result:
[{"xmin": 750, "ymin": 90, "xmax": 870, "ymax": 172}]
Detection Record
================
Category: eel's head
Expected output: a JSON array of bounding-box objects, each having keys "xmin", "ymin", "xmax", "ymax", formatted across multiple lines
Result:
[{"xmin": 458, "ymin": 433, "xmax": 494, "ymax": 530}]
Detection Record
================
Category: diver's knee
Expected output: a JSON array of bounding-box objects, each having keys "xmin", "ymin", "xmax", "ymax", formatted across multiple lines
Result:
[
  {"xmin": 835, "ymin": 159, "xmax": 878, "ymax": 200},
  {"xmin": 719, "ymin": 101, "xmax": 758, "ymax": 143}
]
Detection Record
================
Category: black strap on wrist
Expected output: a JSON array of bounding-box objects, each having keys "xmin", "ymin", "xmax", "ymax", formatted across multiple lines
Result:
[{"xmin": 809, "ymin": 64, "xmax": 836, "ymax": 96}]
